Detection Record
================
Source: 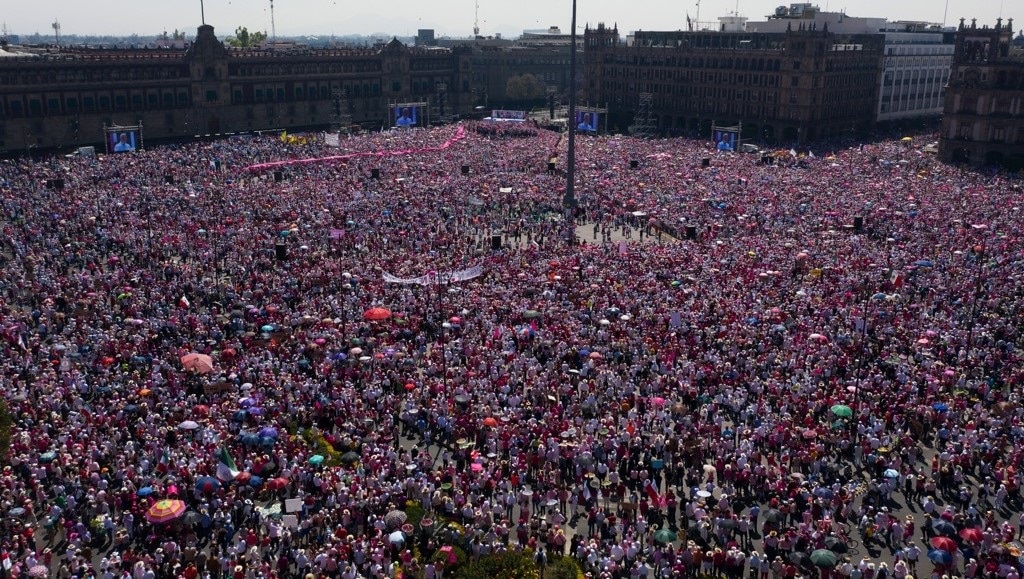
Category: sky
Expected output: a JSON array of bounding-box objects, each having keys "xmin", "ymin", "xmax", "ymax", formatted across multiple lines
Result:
[{"xmin": 2, "ymin": 0, "xmax": 1017, "ymax": 40}]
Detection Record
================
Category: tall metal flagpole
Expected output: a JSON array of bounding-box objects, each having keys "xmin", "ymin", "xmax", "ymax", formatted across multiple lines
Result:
[
  {"xmin": 200, "ymin": 0, "xmax": 206, "ymax": 25},
  {"xmin": 564, "ymin": 0, "xmax": 578, "ymax": 211}
]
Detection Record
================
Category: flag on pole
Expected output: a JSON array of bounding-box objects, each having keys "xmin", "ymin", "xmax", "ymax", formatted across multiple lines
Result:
[
  {"xmin": 216, "ymin": 446, "xmax": 240, "ymax": 481},
  {"xmin": 179, "ymin": 295, "xmax": 190, "ymax": 308},
  {"xmin": 890, "ymin": 270, "xmax": 904, "ymax": 289},
  {"xmin": 687, "ymin": 13, "xmax": 692, "ymax": 31}
]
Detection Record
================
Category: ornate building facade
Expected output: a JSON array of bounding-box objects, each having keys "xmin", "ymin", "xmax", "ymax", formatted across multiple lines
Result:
[
  {"xmin": 583, "ymin": 23, "xmax": 884, "ymax": 142},
  {"xmin": 0, "ymin": 24, "xmax": 473, "ymax": 152},
  {"xmin": 940, "ymin": 18, "xmax": 1024, "ymax": 169}
]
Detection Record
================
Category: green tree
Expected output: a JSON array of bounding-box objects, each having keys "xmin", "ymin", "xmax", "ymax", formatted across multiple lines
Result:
[
  {"xmin": 226, "ymin": 26, "xmax": 267, "ymax": 48},
  {"xmin": 505, "ymin": 73, "xmax": 545, "ymax": 102}
]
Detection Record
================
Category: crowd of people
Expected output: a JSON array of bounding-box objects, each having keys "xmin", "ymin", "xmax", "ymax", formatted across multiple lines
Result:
[{"xmin": 0, "ymin": 121, "xmax": 1022, "ymax": 579}]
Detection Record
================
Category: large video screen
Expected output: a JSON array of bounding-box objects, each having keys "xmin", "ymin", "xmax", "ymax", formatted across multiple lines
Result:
[
  {"xmin": 109, "ymin": 129, "xmax": 140, "ymax": 153},
  {"xmin": 394, "ymin": 105, "xmax": 419, "ymax": 128},
  {"xmin": 575, "ymin": 111, "xmax": 598, "ymax": 132},
  {"xmin": 714, "ymin": 130, "xmax": 738, "ymax": 151}
]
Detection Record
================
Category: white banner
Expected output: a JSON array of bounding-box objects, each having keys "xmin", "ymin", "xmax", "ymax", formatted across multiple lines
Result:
[
  {"xmin": 324, "ymin": 133, "xmax": 341, "ymax": 147},
  {"xmin": 383, "ymin": 264, "xmax": 484, "ymax": 286}
]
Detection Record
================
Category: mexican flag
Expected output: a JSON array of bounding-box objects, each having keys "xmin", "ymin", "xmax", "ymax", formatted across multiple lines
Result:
[{"xmin": 215, "ymin": 446, "xmax": 240, "ymax": 481}]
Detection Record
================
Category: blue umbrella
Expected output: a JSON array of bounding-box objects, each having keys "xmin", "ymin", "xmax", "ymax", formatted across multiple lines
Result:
[
  {"xmin": 883, "ymin": 469, "xmax": 900, "ymax": 479},
  {"xmin": 195, "ymin": 476, "xmax": 221, "ymax": 494},
  {"xmin": 39, "ymin": 451, "xmax": 57, "ymax": 464},
  {"xmin": 261, "ymin": 324, "xmax": 275, "ymax": 333},
  {"xmin": 248, "ymin": 475, "xmax": 264, "ymax": 487},
  {"xmin": 137, "ymin": 486, "xmax": 155, "ymax": 497},
  {"xmin": 239, "ymin": 433, "xmax": 260, "ymax": 446},
  {"xmin": 914, "ymin": 259, "xmax": 935, "ymax": 268},
  {"xmin": 309, "ymin": 455, "xmax": 325, "ymax": 466},
  {"xmin": 933, "ymin": 403, "xmax": 949, "ymax": 412},
  {"xmin": 232, "ymin": 410, "xmax": 249, "ymax": 421},
  {"xmin": 928, "ymin": 549, "xmax": 953, "ymax": 565},
  {"xmin": 871, "ymin": 292, "xmax": 887, "ymax": 301},
  {"xmin": 259, "ymin": 436, "xmax": 276, "ymax": 447},
  {"xmin": 258, "ymin": 426, "xmax": 279, "ymax": 439},
  {"xmin": 247, "ymin": 407, "xmax": 264, "ymax": 416},
  {"xmin": 932, "ymin": 520, "xmax": 957, "ymax": 537}
]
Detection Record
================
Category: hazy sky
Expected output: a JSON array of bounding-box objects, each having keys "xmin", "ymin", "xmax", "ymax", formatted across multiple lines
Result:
[{"xmin": 3, "ymin": 0, "xmax": 1017, "ymax": 39}]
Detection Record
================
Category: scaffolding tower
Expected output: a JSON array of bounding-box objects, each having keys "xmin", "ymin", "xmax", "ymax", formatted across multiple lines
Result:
[
  {"xmin": 630, "ymin": 93, "xmax": 656, "ymax": 138},
  {"xmin": 331, "ymin": 88, "xmax": 351, "ymax": 133}
]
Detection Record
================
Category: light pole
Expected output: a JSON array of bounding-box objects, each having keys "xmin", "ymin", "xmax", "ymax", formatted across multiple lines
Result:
[{"xmin": 564, "ymin": 0, "xmax": 578, "ymax": 212}]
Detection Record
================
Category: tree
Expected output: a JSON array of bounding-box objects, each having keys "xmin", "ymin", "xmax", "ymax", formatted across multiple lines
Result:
[
  {"xmin": 226, "ymin": 26, "xmax": 267, "ymax": 48},
  {"xmin": 505, "ymin": 74, "xmax": 545, "ymax": 102}
]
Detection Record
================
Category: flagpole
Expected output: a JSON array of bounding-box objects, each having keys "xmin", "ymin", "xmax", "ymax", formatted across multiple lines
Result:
[{"xmin": 200, "ymin": 0, "xmax": 206, "ymax": 25}]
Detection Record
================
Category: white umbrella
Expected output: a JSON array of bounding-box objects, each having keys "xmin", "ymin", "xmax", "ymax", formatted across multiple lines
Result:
[
  {"xmin": 178, "ymin": 420, "xmax": 200, "ymax": 430},
  {"xmin": 388, "ymin": 530, "xmax": 405, "ymax": 544}
]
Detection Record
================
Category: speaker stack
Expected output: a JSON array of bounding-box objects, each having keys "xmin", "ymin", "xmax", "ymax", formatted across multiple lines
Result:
[
  {"xmin": 491, "ymin": 235, "xmax": 502, "ymax": 250},
  {"xmin": 853, "ymin": 216, "xmax": 864, "ymax": 231},
  {"xmin": 274, "ymin": 171, "xmax": 284, "ymax": 183},
  {"xmin": 685, "ymin": 225, "xmax": 698, "ymax": 240},
  {"xmin": 630, "ymin": 160, "xmax": 639, "ymax": 169},
  {"xmin": 461, "ymin": 165, "xmax": 470, "ymax": 175},
  {"xmin": 371, "ymin": 168, "xmax": 380, "ymax": 179},
  {"xmin": 274, "ymin": 242, "xmax": 287, "ymax": 261},
  {"xmin": 702, "ymin": 158, "xmax": 711, "ymax": 168}
]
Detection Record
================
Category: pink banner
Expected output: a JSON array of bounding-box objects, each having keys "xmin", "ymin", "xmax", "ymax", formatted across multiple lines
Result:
[{"xmin": 244, "ymin": 126, "xmax": 467, "ymax": 172}]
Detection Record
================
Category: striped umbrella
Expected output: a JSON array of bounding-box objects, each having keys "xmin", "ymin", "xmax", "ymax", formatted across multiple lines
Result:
[{"xmin": 145, "ymin": 499, "xmax": 187, "ymax": 524}]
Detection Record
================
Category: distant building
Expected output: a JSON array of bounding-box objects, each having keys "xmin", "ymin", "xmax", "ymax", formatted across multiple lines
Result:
[
  {"xmin": 0, "ymin": 24, "xmax": 473, "ymax": 152},
  {"xmin": 940, "ymin": 18, "xmax": 1024, "ymax": 169},
  {"xmin": 471, "ymin": 43, "xmax": 580, "ymax": 106},
  {"xmin": 583, "ymin": 22, "xmax": 884, "ymax": 142},
  {"xmin": 416, "ymin": 29, "xmax": 436, "ymax": 47},
  {"xmin": 748, "ymin": 4, "xmax": 954, "ymax": 123}
]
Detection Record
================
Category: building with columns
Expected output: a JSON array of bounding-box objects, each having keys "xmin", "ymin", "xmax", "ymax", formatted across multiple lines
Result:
[
  {"xmin": 939, "ymin": 18, "xmax": 1024, "ymax": 169},
  {"xmin": 0, "ymin": 24, "xmax": 473, "ymax": 153}
]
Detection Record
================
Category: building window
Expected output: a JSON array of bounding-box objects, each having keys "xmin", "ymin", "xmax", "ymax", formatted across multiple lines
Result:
[
  {"xmin": 791, "ymin": 77, "xmax": 799, "ymax": 87},
  {"xmin": 206, "ymin": 90, "xmax": 218, "ymax": 102},
  {"xmin": 392, "ymin": 81, "xmax": 402, "ymax": 92}
]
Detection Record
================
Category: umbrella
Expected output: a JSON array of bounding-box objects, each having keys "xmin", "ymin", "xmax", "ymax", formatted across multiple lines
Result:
[
  {"xmin": 810, "ymin": 550, "xmax": 838, "ymax": 568},
  {"xmin": 653, "ymin": 528, "xmax": 677, "ymax": 544},
  {"xmin": 824, "ymin": 536, "xmax": 848, "ymax": 553},
  {"xmin": 384, "ymin": 510, "xmax": 408, "ymax": 528},
  {"xmin": 240, "ymin": 433, "xmax": 260, "ymax": 446},
  {"xmin": 930, "ymin": 537, "xmax": 958, "ymax": 553},
  {"xmin": 790, "ymin": 552, "xmax": 812, "ymax": 568},
  {"xmin": 960, "ymin": 528, "xmax": 984, "ymax": 543},
  {"xmin": 933, "ymin": 402, "xmax": 949, "ymax": 412},
  {"xmin": 763, "ymin": 509, "xmax": 785, "ymax": 524},
  {"xmin": 928, "ymin": 549, "xmax": 953, "ymax": 565},
  {"xmin": 482, "ymin": 417, "xmax": 498, "ymax": 427},
  {"xmin": 308, "ymin": 455, "xmax": 325, "ymax": 466},
  {"xmin": 137, "ymin": 486, "xmax": 155, "ymax": 497},
  {"xmin": 266, "ymin": 477, "xmax": 289, "ymax": 490},
  {"xmin": 696, "ymin": 490, "xmax": 713, "ymax": 498},
  {"xmin": 914, "ymin": 259, "xmax": 934, "ymax": 268},
  {"xmin": 363, "ymin": 307, "xmax": 392, "ymax": 321},
  {"xmin": 932, "ymin": 520, "xmax": 958, "ymax": 537},
  {"xmin": 180, "ymin": 352, "xmax": 214, "ymax": 374},
  {"xmin": 523, "ymin": 309, "xmax": 541, "ymax": 319},
  {"xmin": 883, "ymin": 468, "xmax": 900, "ymax": 479},
  {"xmin": 146, "ymin": 499, "xmax": 187, "ymax": 524},
  {"xmin": 388, "ymin": 530, "xmax": 406, "ymax": 544},
  {"xmin": 231, "ymin": 410, "xmax": 249, "ymax": 422},
  {"xmin": 248, "ymin": 475, "xmax": 264, "ymax": 487},
  {"xmin": 802, "ymin": 429, "xmax": 818, "ymax": 440},
  {"xmin": 39, "ymin": 451, "xmax": 57, "ymax": 463},
  {"xmin": 195, "ymin": 476, "xmax": 221, "ymax": 494},
  {"xmin": 8, "ymin": 507, "xmax": 26, "ymax": 517},
  {"xmin": 235, "ymin": 472, "xmax": 252, "ymax": 485},
  {"xmin": 830, "ymin": 405, "xmax": 853, "ymax": 418},
  {"xmin": 340, "ymin": 451, "xmax": 360, "ymax": 464},
  {"xmin": 178, "ymin": 420, "xmax": 200, "ymax": 430},
  {"xmin": 28, "ymin": 566, "xmax": 49, "ymax": 578},
  {"xmin": 258, "ymin": 426, "xmax": 279, "ymax": 439}
]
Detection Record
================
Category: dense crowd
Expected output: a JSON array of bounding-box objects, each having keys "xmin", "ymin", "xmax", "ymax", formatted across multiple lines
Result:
[{"xmin": 0, "ymin": 121, "xmax": 1023, "ymax": 579}]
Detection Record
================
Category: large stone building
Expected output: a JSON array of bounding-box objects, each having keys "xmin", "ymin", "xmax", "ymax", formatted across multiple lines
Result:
[
  {"xmin": 940, "ymin": 18, "xmax": 1024, "ymax": 169},
  {"xmin": 583, "ymin": 22, "xmax": 884, "ymax": 142},
  {"xmin": 0, "ymin": 24, "xmax": 473, "ymax": 153}
]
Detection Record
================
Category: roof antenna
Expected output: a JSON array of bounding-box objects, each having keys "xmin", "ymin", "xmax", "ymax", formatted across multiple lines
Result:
[
  {"xmin": 474, "ymin": 0, "xmax": 480, "ymax": 37},
  {"xmin": 52, "ymin": 19, "xmax": 61, "ymax": 46},
  {"xmin": 270, "ymin": 0, "xmax": 277, "ymax": 41}
]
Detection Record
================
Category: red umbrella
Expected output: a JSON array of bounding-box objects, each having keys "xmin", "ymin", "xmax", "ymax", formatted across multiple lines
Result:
[
  {"xmin": 194, "ymin": 405, "xmax": 210, "ymax": 416},
  {"xmin": 930, "ymin": 536, "xmax": 958, "ymax": 553},
  {"xmin": 267, "ymin": 477, "xmax": 289, "ymax": 490},
  {"xmin": 363, "ymin": 307, "xmax": 392, "ymax": 321},
  {"xmin": 958, "ymin": 528, "xmax": 983, "ymax": 543},
  {"xmin": 482, "ymin": 417, "xmax": 498, "ymax": 427}
]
